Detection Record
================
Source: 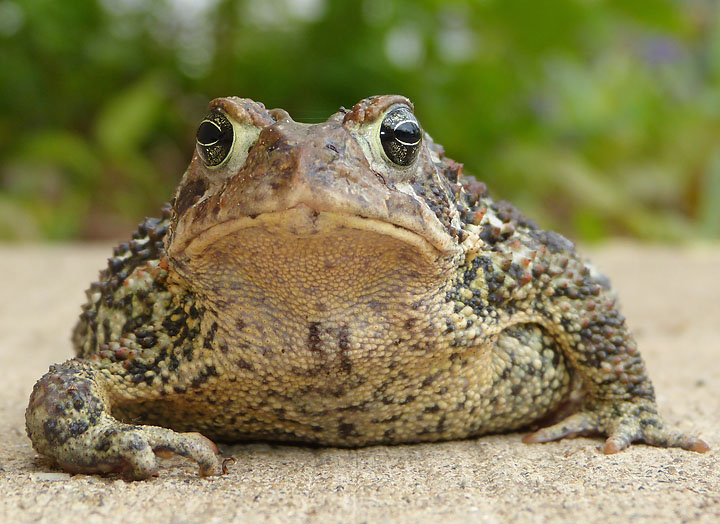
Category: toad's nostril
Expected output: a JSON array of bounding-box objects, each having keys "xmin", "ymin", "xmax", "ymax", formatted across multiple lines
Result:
[{"xmin": 268, "ymin": 108, "xmax": 292, "ymax": 123}]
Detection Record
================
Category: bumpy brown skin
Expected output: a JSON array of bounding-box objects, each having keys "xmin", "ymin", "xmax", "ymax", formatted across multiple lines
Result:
[{"xmin": 26, "ymin": 95, "xmax": 708, "ymax": 480}]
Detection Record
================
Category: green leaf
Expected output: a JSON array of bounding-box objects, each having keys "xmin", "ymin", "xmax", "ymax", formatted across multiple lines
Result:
[
  {"xmin": 14, "ymin": 130, "xmax": 102, "ymax": 188},
  {"xmin": 94, "ymin": 75, "xmax": 167, "ymax": 157}
]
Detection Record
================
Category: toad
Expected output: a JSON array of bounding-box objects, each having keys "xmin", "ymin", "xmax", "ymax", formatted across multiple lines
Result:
[{"xmin": 26, "ymin": 95, "xmax": 709, "ymax": 479}]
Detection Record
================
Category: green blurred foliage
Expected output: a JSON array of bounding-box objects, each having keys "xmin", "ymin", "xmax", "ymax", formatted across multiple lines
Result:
[{"xmin": 1, "ymin": 0, "xmax": 719, "ymax": 241}]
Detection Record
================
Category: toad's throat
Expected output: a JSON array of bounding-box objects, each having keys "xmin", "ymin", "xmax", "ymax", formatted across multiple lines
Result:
[{"xmin": 175, "ymin": 205, "xmax": 456, "ymax": 319}]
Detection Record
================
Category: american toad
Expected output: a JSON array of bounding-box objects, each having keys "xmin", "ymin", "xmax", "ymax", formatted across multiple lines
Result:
[{"xmin": 26, "ymin": 95, "xmax": 709, "ymax": 479}]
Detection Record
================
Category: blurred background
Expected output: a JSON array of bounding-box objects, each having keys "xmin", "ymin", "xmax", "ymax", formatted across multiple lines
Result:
[{"xmin": 1, "ymin": 0, "xmax": 719, "ymax": 242}]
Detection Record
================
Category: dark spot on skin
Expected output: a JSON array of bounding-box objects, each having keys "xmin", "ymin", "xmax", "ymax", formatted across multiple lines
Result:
[
  {"xmin": 508, "ymin": 263, "xmax": 526, "ymax": 283},
  {"xmin": 640, "ymin": 418, "xmax": 661, "ymax": 430},
  {"xmin": 175, "ymin": 177, "xmax": 209, "ymax": 216},
  {"xmin": 308, "ymin": 322, "xmax": 322, "ymax": 352},
  {"xmin": 337, "ymin": 403, "xmax": 366, "ymax": 413},
  {"xmin": 404, "ymin": 318, "xmax": 418, "ymax": 330},
  {"xmin": 108, "ymin": 257, "xmax": 124, "ymax": 273},
  {"xmin": 68, "ymin": 419, "xmax": 89, "ymax": 438},
  {"xmin": 138, "ymin": 335, "xmax": 157, "ymax": 349},
  {"xmin": 338, "ymin": 423, "xmax": 357, "ymax": 438},
  {"xmin": 436, "ymin": 415, "xmax": 446, "ymax": 433},
  {"xmin": 422, "ymin": 372, "xmax": 440, "ymax": 388},
  {"xmin": 338, "ymin": 326, "xmax": 353, "ymax": 373},
  {"xmin": 367, "ymin": 300, "xmax": 385, "ymax": 312},
  {"xmin": 371, "ymin": 414, "xmax": 402, "ymax": 424},
  {"xmin": 163, "ymin": 313, "xmax": 186, "ymax": 338},
  {"xmin": 236, "ymin": 358, "xmax": 254, "ymax": 371},
  {"xmin": 192, "ymin": 199, "xmax": 209, "ymax": 218},
  {"xmin": 529, "ymin": 229, "xmax": 574, "ymax": 254},
  {"xmin": 331, "ymin": 386, "xmax": 346, "ymax": 398},
  {"xmin": 124, "ymin": 435, "xmax": 149, "ymax": 452},
  {"xmin": 94, "ymin": 429, "xmax": 117, "ymax": 452},
  {"xmin": 190, "ymin": 365, "xmax": 219, "ymax": 388},
  {"xmin": 492, "ymin": 200, "xmax": 539, "ymax": 230},
  {"xmin": 43, "ymin": 419, "xmax": 67, "ymax": 445},
  {"xmin": 337, "ymin": 327, "xmax": 350, "ymax": 350}
]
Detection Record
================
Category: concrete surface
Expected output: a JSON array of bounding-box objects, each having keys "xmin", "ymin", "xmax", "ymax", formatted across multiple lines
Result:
[{"xmin": 0, "ymin": 243, "xmax": 718, "ymax": 524}]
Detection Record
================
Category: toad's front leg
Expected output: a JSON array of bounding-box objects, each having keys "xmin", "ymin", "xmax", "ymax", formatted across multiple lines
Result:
[{"xmin": 25, "ymin": 359, "xmax": 221, "ymax": 480}]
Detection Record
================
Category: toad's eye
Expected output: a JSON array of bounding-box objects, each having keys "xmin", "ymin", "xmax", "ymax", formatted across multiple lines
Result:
[
  {"xmin": 379, "ymin": 107, "xmax": 422, "ymax": 167},
  {"xmin": 196, "ymin": 110, "xmax": 234, "ymax": 167}
]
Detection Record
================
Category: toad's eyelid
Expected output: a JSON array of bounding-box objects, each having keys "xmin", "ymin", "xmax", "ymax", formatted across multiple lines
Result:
[{"xmin": 387, "ymin": 103, "xmax": 412, "ymax": 115}]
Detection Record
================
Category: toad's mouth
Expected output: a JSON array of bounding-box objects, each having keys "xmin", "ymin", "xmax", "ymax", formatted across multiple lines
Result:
[{"xmin": 182, "ymin": 204, "xmax": 448, "ymax": 262}]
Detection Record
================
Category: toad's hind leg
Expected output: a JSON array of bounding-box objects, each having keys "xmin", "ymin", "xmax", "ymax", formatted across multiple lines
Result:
[
  {"xmin": 25, "ymin": 359, "xmax": 221, "ymax": 480},
  {"xmin": 480, "ymin": 324, "xmax": 574, "ymax": 433}
]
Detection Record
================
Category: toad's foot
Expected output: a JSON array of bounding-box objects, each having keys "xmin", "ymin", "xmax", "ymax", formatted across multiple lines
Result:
[
  {"xmin": 57, "ymin": 425, "xmax": 220, "ymax": 480},
  {"xmin": 26, "ymin": 360, "xmax": 222, "ymax": 480},
  {"xmin": 522, "ymin": 398, "xmax": 709, "ymax": 454}
]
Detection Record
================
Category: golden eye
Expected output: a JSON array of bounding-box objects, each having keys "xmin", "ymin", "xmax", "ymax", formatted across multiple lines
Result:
[
  {"xmin": 379, "ymin": 107, "xmax": 422, "ymax": 167},
  {"xmin": 196, "ymin": 110, "xmax": 234, "ymax": 167}
]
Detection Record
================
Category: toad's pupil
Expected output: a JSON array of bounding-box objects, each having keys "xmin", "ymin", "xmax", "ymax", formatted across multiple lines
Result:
[
  {"xmin": 394, "ymin": 120, "xmax": 421, "ymax": 146},
  {"xmin": 197, "ymin": 121, "xmax": 222, "ymax": 146}
]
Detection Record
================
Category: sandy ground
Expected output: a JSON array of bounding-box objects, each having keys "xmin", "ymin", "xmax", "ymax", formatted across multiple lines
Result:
[{"xmin": 0, "ymin": 243, "xmax": 718, "ymax": 524}]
